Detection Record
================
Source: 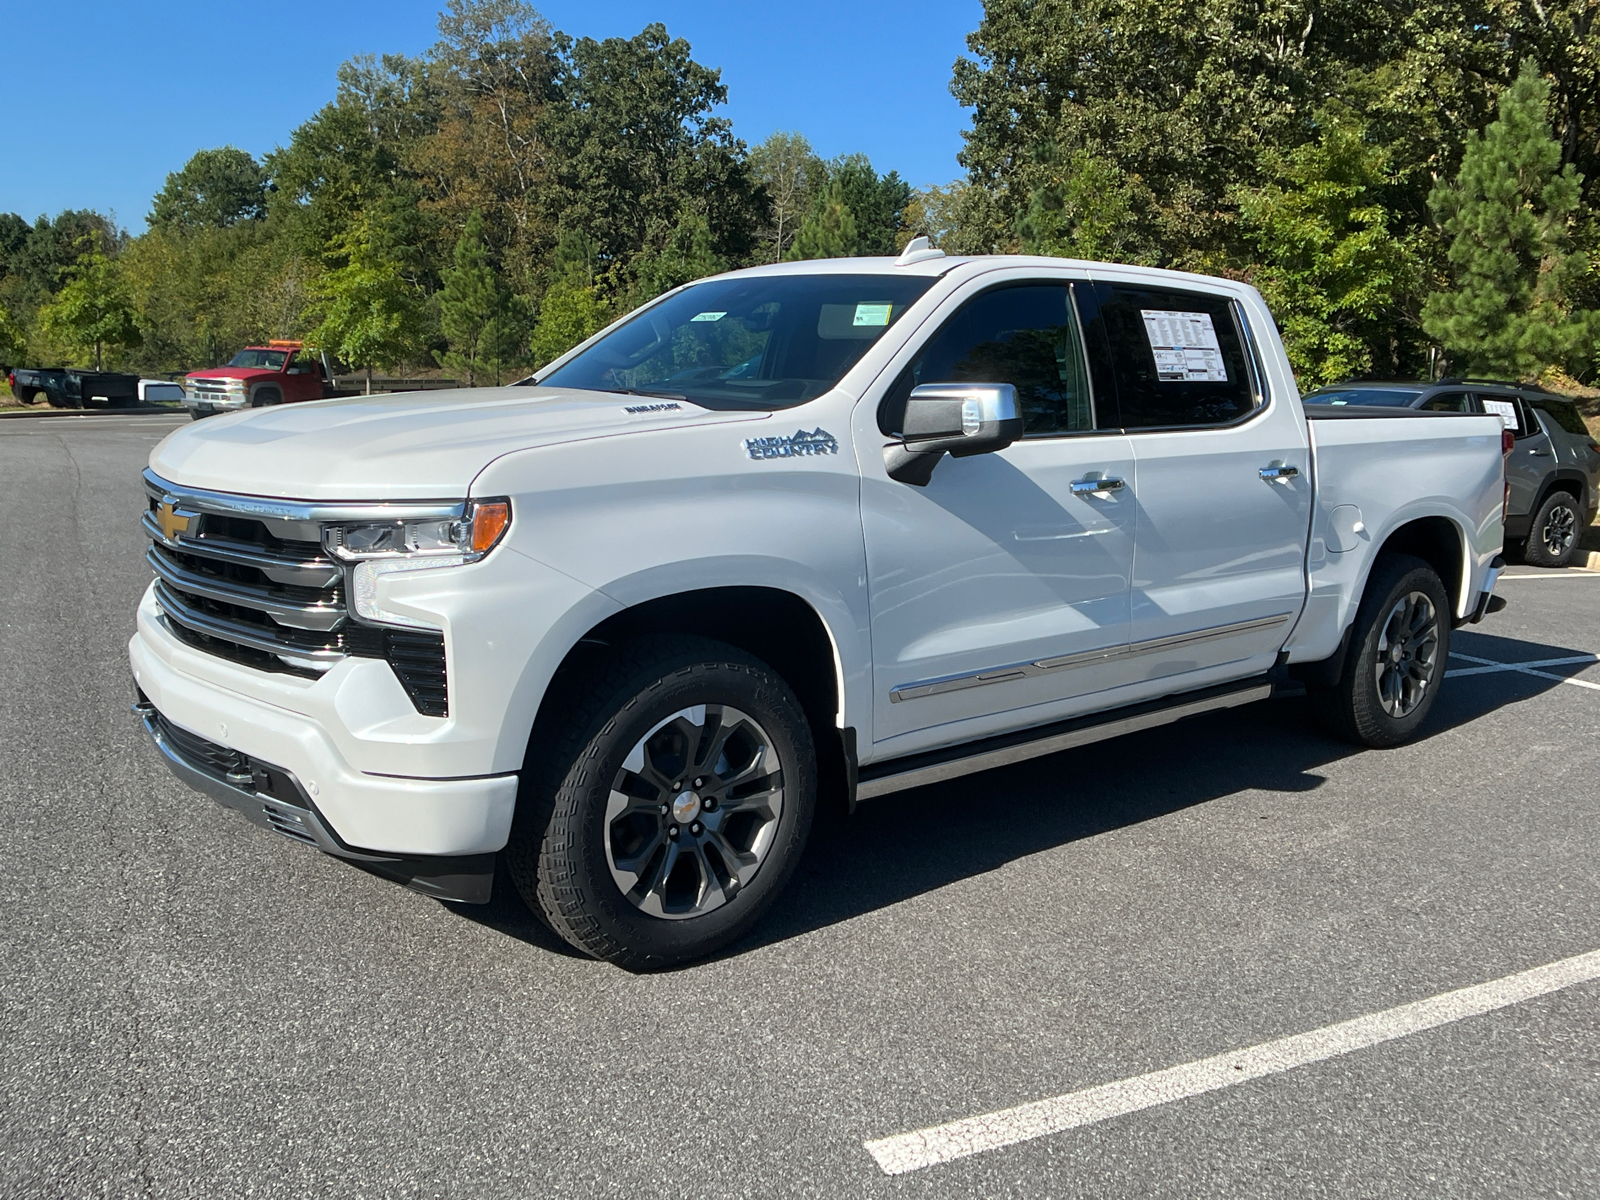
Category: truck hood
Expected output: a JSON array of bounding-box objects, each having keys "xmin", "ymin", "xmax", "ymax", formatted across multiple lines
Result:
[
  {"xmin": 150, "ymin": 386, "xmax": 768, "ymax": 499},
  {"xmin": 186, "ymin": 368, "xmax": 277, "ymax": 381}
]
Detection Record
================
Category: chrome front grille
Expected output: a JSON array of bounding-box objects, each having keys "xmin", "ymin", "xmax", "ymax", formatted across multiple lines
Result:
[
  {"xmin": 188, "ymin": 378, "xmax": 241, "ymax": 401},
  {"xmin": 143, "ymin": 470, "xmax": 452, "ymax": 716}
]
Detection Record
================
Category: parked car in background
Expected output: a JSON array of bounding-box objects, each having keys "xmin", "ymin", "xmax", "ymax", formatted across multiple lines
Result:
[
  {"xmin": 7, "ymin": 367, "xmax": 140, "ymax": 408},
  {"xmin": 139, "ymin": 379, "xmax": 186, "ymax": 404},
  {"xmin": 184, "ymin": 341, "xmax": 335, "ymax": 419},
  {"xmin": 1304, "ymin": 378, "xmax": 1600, "ymax": 567}
]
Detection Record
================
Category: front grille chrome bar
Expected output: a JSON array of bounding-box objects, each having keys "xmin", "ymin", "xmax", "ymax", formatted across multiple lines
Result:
[
  {"xmin": 155, "ymin": 582, "xmax": 345, "ymax": 671},
  {"xmin": 140, "ymin": 511, "xmax": 342, "ymax": 587},
  {"xmin": 146, "ymin": 546, "xmax": 345, "ymax": 632}
]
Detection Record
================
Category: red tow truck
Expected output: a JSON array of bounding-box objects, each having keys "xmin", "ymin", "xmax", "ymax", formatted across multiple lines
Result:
[{"xmin": 183, "ymin": 341, "xmax": 338, "ymax": 419}]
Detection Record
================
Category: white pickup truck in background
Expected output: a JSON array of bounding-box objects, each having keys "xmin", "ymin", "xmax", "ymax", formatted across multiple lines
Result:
[{"xmin": 129, "ymin": 245, "xmax": 1508, "ymax": 968}]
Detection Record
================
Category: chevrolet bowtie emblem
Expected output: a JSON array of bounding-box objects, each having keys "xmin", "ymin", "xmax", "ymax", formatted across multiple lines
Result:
[{"xmin": 156, "ymin": 502, "xmax": 192, "ymax": 542}]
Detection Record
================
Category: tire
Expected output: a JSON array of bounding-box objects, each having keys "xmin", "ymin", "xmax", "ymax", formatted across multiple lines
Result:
[
  {"xmin": 46, "ymin": 388, "xmax": 80, "ymax": 409},
  {"xmin": 506, "ymin": 636, "xmax": 817, "ymax": 970},
  {"xmin": 1308, "ymin": 553, "xmax": 1451, "ymax": 748},
  {"xmin": 1523, "ymin": 490, "xmax": 1582, "ymax": 568},
  {"xmin": 251, "ymin": 388, "xmax": 282, "ymax": 407}
]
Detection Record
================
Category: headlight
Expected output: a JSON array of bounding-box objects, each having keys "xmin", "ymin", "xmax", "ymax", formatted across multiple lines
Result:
[{"xmin": 324, "ymin": 499, "xmax": 511, "ymax": 629}]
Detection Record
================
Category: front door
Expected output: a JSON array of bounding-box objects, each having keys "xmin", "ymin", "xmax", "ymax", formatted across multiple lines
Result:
[
  {"xmin": 858, "ymin": 278, "xmax": 1137, "ymax": 750},
  {"xmin": 1076, "ymin": 279, "xmax": 1311, "ymax": 682}
]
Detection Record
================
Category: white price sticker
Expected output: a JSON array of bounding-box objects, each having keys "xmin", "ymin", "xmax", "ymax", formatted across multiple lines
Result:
[
  {"xmin": 1481, "ymin": 398, "xmax": 1517, "ymax": 427},
  {"xmin": 1140, "ymin": 310, "xmax": 1228, "ymax": 382}
]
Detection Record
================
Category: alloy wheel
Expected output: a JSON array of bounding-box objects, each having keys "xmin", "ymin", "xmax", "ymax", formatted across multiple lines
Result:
[
  {"xmin": 1540, "ymin": 503, "xmax": 1577, "ymax": 559},
  {"xmin": 1374, "ymin": 591, "xmax": 1439, "ymax": 718},
  {"xmin": 604, "ymin": 704, "xmax": 785, "ymax": 920}
]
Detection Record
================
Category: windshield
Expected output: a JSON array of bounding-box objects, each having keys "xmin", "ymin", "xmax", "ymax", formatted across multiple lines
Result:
[
  {"xmin": 537, "ymin": 274, "xmax": 937, "ymax": 410},
  {"xmin": 227, "ymin": 349, "xmax": 288, "ymax": 370},
  {"xmin": 1302, "ymin": 387, "xmax": 1423, "ymax": 407}
]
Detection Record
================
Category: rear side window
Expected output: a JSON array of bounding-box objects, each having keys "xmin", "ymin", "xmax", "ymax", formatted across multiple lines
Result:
[
  {"xmin": 879, "ymin": 283, "xmax": 1095, "ymax": 437},
  {"xmin": 1476, "ymin": 393, "xmax": 1533, "ymax": 437},
  {"xmin": 1077, "ymin": 283, "xmax": 1259, "ymax": 429},
  {"xmin": 1527, "ymin": 396, "xmax": 1588, "ymax": 436}
]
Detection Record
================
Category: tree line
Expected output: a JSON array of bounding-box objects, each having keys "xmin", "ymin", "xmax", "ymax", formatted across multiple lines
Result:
[{"xmin": 2, "ymin": 0, "xmax": 1598, "ymax": 390}]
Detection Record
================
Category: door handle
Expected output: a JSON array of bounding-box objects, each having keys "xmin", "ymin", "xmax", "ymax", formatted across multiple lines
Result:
[
  {"xmin": 1070, "ymin": 476, "xmax": 1126, "ymax": 495},
  {"xmin": 1528, "ymin": 449, "xmax": 1552, "ymax": 457},
  {"xmin": 1259, "ymin": 464, "xmax": 1300, "ymax": 481}
]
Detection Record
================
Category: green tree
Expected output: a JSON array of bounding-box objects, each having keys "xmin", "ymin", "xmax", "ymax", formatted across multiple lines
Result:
[
  {"xmin": 304, "ymin": 215, "xmax": 428, "ymax": 392},
  {"xmin": 749, "ymin": 131, "xmax": 823, "ymax": 262},
  {"xmin": 437, "ymin": 210, "xmax": 518, "ymax": 385},
  {"xmin": 38, "ymin": 232, "xmax": 142, "ymax": 369},
  {"xmin": 1016, "ymin": 148, "xmax": 1146, "ymax": 263},
  {"xmin": 529, "ymin": 278, "xmax": 611, "ymax": 368},
  {"xmin": 0, "ymin": 297, "xmax": 24, "ymax": 371},
  {"xmin": 149, "ymin": 147, "xmax": 268, "ymax": 230},
  {"xmin": 1422, "ymin": 61, "xmax": 1595, "ymax": 377},
  {"xmin": 786, "ymin": 179, "xmax": 859, "ymax": 260},
  {"xmin": 628, "ymin": 210, "xmax": 725, "ymax": 303},
  {"xmin": 827, "ymin": 154, "xmax": 911, "ymax": 256},
  {"xmin": 1237, "ymin": 117, "xmax": 1420, "ymax": 384}
]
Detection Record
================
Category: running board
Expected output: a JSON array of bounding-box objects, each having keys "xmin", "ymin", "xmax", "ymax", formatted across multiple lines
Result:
[{"xmin": 855, "ymin": 679, "xmax": 1274, "ymax": 801}]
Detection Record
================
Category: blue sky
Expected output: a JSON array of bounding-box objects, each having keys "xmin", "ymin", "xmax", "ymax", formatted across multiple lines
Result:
[{"xmin": 2, "ymin": 0, "xmax": 983, "ymax": 232}]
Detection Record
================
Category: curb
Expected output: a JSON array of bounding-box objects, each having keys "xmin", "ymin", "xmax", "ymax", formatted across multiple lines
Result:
[{"xmin": 0, "ymin": 404, "xmax": 185, "ymax": 420}]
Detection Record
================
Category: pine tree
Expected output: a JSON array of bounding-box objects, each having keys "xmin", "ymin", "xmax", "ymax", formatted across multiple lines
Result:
[
  {"xmin": 437, "ymin": 211, "xmax": 514, "ymax": 386},
  {"xmin": 785, "ymin": 180, "xmax": 859, "ymax": 260},
  {"xmin": 1422, "ymin": 61, "xmax": 1596, "ymax": 378}
]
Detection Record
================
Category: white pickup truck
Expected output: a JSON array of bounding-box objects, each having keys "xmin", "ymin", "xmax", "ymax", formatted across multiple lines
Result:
[{"xmin": 130, "ymin": 246, "xmax": 1509, "ymax": 968}]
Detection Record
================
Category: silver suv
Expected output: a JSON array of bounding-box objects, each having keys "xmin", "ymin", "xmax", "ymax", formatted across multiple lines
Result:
[{"xmin": 1304, "ymin": 379, "xmax": 1600, "ymax": 567}]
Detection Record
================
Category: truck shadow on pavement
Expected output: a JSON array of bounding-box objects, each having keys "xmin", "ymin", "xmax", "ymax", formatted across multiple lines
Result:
[{"xmin": 448, "ymin": 627, "xmax": 1591, "ymax": 965}]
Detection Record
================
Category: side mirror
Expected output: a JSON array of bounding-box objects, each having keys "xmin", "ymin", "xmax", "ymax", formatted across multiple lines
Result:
[{"xmin": 883, "ymin": 383, "xmax": 1024, "ymax": 485}]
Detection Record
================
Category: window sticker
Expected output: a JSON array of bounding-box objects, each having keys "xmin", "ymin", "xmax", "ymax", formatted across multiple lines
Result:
[
  {"xmin": 853, "ymin": 302, "xmax": 893, "ymax": 327},
  {"xmin": 1140, "ymin": 310, "xmax": 1229, "ymax": 382},
  {"xmin": 1480, "ymin": 398, "xmax": 1517, "ymax": 427},
  {"xmin": 690, "ymin": 311, "xmax": 727, "ymax": 322}
]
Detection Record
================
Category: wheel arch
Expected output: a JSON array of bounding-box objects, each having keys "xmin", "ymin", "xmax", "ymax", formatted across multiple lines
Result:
[
  {"xmin": 524, "ymin": 585, "xmax": 854, "ymax": 813},
  {"xmin": 1534, "ymin": 469, "xmax": 1587, "ymax": 512}
]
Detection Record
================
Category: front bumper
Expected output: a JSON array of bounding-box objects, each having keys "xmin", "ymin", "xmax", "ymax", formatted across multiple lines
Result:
[{"xmin": 133, "ymin": 694, "xmax": 498, "ymax": 902}]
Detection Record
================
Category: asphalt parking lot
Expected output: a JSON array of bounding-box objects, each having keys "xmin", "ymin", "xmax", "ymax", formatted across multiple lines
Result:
[{"xmin": 2, "ymin": 412, "xmax": 1597, "ymax": 1198}]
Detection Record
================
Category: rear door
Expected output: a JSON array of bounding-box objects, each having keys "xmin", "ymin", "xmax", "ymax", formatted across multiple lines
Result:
[
  {"xmin": 1076, "ymin": 278, "xmax": 1311, "ymax": 683},
  {"xmin": 1477, "ymin": 391, "xmax": 1550, "ymax": 519}
]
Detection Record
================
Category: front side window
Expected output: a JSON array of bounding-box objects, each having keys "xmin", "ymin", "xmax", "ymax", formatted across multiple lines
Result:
[
  {"xmin": 1078, "ymin": 283, "xmax": 1259, "ymax": 429},
  {"xmin": 1421, "ymin": 391, "xmax": 1471, "ymax": 412},
  {"xmin": 538, "ymin": 274, "xmax": 936, "ymax": 411},
  {"xmin": 879, "ymin": 283, "xmax": 1094, "ymax": 436}
]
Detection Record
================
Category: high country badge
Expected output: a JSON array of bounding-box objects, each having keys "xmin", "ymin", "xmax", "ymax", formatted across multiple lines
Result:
[{"xmin": 743, "ymin": 428, "xmax": 840, "ymax": 461}]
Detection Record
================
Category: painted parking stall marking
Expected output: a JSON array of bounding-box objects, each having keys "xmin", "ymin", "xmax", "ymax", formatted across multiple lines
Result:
[
  {"xmin": 1445, "ymin": 651, "xmax": 1600, "ymax": 691},
  {"xmin": 863, "ymin": 949, "xmax": 1600, "ymax": 1176}
]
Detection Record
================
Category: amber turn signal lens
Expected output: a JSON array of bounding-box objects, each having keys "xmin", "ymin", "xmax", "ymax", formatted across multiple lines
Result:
[{"xmin": 470, "ymin": 501, "xmax": 511, "ymax": 554}]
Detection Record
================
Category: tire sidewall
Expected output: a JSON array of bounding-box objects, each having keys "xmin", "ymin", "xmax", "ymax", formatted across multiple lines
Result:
[
  {"xmin": 543, "ymin": 648, "xmax": 815, "ymax": 967},
  {"xmin": 1347, "ymin": 558, "xmax": 1451, "ymax": 746}
]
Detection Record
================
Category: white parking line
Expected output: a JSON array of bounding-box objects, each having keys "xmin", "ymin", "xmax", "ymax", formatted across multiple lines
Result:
[
  {"xmin": 1445, "ymin": 651, "xmax": 1600, "ymax": 691},
  {"xmin": 863, "ymin": 948, "xmax": 1600, "ymax": 1176}
]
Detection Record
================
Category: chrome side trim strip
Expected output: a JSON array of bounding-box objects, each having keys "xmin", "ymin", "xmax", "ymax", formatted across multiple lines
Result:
[
  {"xmin": 144, "ymin": 467, "xmax": 466, "ymax": 524},
  {"xmin": 147, "ymin": 546, "xmax": 345, "ymax": 632},
  {"xmin": 889, "ymin": 613, "xmax": 1291, "ymax": 702},
  {"xmin": 859, "ymin": 682, "xmax": 1273, "ymax": 800}
]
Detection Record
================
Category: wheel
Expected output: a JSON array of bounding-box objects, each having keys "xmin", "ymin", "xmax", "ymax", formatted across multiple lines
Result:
[
  {"xmin": 46, "ymin": 388, "xmax": 80, "ymax": 409},
  {"xmin": 1308, "ymin": 553, "xmax": 1450, "ymax": 748},
  {"xmin": 251, "ymin": 387, "xmax": 282, "ymax": 407},
  {"xmin": 1523, "ymin": 491, "xmax": 1581, "ymax": 568},
  {"xmin": 506, "ymin": 636, "xmax": 816, "ymax": 970}
]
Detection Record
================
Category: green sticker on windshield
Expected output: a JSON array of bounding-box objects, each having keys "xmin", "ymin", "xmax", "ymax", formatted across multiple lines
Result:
[
  {"xmin": 852, "ymin": 303, "xmax": 893, "ymax": 327},
  {"xmin": 690, "ymin": 311, "xmax": 727, "ymax": 322}
]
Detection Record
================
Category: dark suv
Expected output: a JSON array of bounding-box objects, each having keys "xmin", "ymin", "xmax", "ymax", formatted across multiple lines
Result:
[{"xmin": 1304, "ymin": 379, "xmax": 1600, "ymax": 567}]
